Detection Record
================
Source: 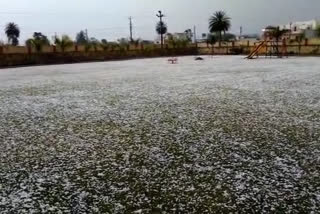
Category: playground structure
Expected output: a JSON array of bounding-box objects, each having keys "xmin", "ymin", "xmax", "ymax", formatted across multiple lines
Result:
[
  {"xmin": 168, "ymin": 57, "xmax": 178, "ymax": 64},
  {"xmin": 195, "ymin": 56, "xmax": 204, "ymax": 60},
  {"xmin": 246, "ymin": 39, "xmax": 288, "ymax": 59}
]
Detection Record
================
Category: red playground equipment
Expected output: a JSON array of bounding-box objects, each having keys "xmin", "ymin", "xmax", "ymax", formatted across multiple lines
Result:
[
  {"xmin": 246, "ymin": 39, "xmax": 288, "ymax": 59},
  {"xmin": 168, "ymin": 58, "xmax": 178, "ymax": 64}
]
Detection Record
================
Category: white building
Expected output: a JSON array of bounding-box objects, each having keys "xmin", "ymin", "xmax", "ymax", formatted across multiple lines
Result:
[
  {"xmin": 279, "ymin": 19, "xmax": 320, "ymax": 39},
  {"xmin": 280, "ymin": 19, "xmax": 320, "ymax": 31},
  {"xmin": 154, "ymin": 32, "xmax": 190, "ymax": 44},
  {"xmin": 155, "ymin": 33, "xmax": 188, "ymax": 44},
  {"xmin": 165, "ymin": 33, "xmax": 189, "ymax": 41}
]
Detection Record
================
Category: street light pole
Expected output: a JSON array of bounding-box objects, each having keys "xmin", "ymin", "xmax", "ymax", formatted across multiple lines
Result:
[
  {"xmin": 156, "ymin": 10, "xmax": 165, "ymax": 49},
  {"xmin": 129, "ymin": 16, "xmax": 133, "ymax": 42}
]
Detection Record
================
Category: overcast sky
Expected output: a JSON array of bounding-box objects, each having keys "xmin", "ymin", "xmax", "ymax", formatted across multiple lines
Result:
[{"xmin": 0, "ymin": 0, "xmax": 319, "ymax": 43}]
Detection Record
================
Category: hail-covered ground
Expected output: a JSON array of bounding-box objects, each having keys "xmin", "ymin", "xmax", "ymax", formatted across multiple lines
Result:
[{"xmin": 0, "ymin": 56, "xmax": 319, "ymax": 213}]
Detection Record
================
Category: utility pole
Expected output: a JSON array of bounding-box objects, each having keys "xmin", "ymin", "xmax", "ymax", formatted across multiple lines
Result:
[
  {"xmin": 129, "ymin": 16, "xmax": 133, "ymax": 42},
  {"xmin": 156, "ymin": 10, "xmax": 165, "ymax": 49},
  {"xmin": 85, "ymin": 29, "xmax": 89, "ymax": 41},
  {"xmin": 240, "ymin": 26, "xmax": 243, "ymax": 38},
  {"xmin": 289, "ymin": 22, "xmax": 292, "ymax": 39},
  {"xmin": 193, "ymin": 25, "xmax": 197, "ymax": 46}
]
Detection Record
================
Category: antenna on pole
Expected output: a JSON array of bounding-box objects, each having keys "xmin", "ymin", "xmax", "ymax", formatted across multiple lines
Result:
[{"xmin": 129, "ymin": 16, "xmax": 133, "ymax": 42}]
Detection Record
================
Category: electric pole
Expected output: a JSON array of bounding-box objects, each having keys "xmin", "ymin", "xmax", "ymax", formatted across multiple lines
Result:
[
  {"xmin": 193, "ymin": 25, "xmax": 197, "ymax": 46},
  {"xmin": 156, "ymin": 10, "xmax": 165, "ymax": 49},
  {"xmin": 129, "ymin": 16, "xmax": 133, "ymax": 42},
  {"xmin": 85, "ymin": 29, "xmax": 89, "ymax": 41}
]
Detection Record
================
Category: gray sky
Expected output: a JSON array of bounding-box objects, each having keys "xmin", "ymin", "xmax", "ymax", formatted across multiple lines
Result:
[{"xmin": 0, "ymin": 0, "xmax": 319, "ymax": 43}]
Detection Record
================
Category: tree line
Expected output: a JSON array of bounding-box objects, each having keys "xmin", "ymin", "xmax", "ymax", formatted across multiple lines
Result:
[{"xmin": 2, "ymin": 10, "xmax": 235, "ymax": 52}]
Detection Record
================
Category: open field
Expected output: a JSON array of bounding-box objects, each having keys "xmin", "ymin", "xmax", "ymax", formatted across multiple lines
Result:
[{"xmin": 0, "ymin": 56, "xmax": 319, "ymax": 213}]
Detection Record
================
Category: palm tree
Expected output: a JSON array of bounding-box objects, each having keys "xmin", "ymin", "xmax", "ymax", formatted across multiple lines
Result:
[
  {"xmin": 209, "ymin": 11, "xmax": 231, "ymax": 45},
  {"xmin": 26, "ymin": 32, "xmax": 50, "ymax": 52},
  {"xmin": 156, "ymin": 21, "xmax": 167, "ymax": 48},
  {"xmin": 5, "ymin": 22, "xmax": 20, "ymax": 46},
  {"xmin": 54, "ymin": 35, "xmax": 73, "ymax": 52}
]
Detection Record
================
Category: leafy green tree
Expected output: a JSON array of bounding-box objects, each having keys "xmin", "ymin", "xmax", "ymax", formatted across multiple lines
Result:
[
  {"xmin": 176, "ymin": 39, "xmax": 189, "ymax": 48},
  {"xmin": 317, "ymin": 26, "xmax": 320, "ymax": 37},
  {"xmin": 167, "ymin": 34, "xmax": 190, "ymax": 49},
  {"xmin": 295, "ymin": 33, "xmax": 305, "ymax": 55},
  {"xmin": 117, "ymin": 38, "xmax": 130, "ymax": 51},
  {"xmin": 25, "ymin": 32, "xmax": 50, "ymax": 52},
  {"xmin": 270, "ymin": 27, "xmax": 288, "ymax": 42},
  {"xmin": 166, "ymin": 33, "xmax": 176, "ymax": 48},
  {"xmin": 209, "ymin": 11, "xmax": 231, "ymax": 44},
  {"xmin": 100, "ymin": 39, "xmax": 109, "ymax": 51},
  {"xmin": 202, "ymin": 33, "xmax": 207, "ymax": 39},
  {"xmin": 207, "ymin": 34, "xmax": 217, "ymax": 54},
  {"xmin": 131, "ymin": 38, "xmax": 141, "ymax": 48},
  {"xmin": 108, "ymin": 42, "xmax": 119, "ymax": 51},
  {"xmin": 76, "ymin": 30, "xmax": 88, "ymax": 45},
  {"xmin": 5, "ymin": 22, "xmax": 20, "ymax": 46},
  {"xmin": 118, "ymin": 38, "xmax": 129, "ymax": 45},
  {"xmin": 268, "ymin": 26, "xmax": 289, "ymax": 54},
  {"xmin": 184, "ymin": 29, "xmax": 193, "ymax": 42},
  {"xmin": 54, "ymin": 35, "xmax": 73, "ymax": 52},
  {"xmin": 156, "ymin": 21, "xmax": 167, "ymax": 47},
  {"xmin": 221, "ymin": 33, "xmax": 236, "ymax": 41},
  {"xmin": 90, "ymin": 37, "xmax": 100, "ymax": 51},
  {"xmin": 84, "ymin": 42, "xmax": 92, "ymax": 52}
]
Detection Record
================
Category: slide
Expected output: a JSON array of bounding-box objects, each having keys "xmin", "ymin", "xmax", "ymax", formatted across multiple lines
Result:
[{"xmin": 246, "ymin": 41, "xmax": 267, "ymax": 59}]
